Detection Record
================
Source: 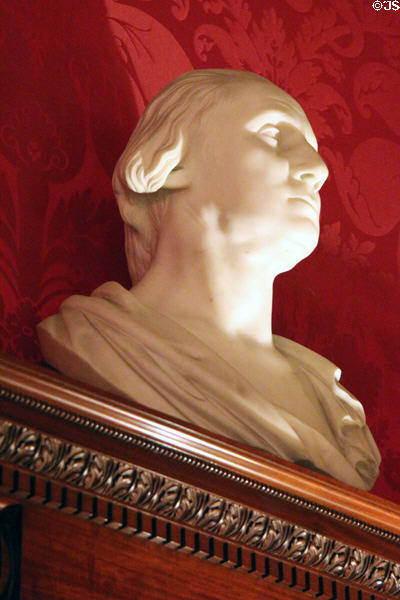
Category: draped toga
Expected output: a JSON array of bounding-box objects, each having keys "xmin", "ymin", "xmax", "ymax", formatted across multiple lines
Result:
[{"xmin": 38, "ymin": 281, "xmax": 381, "ymax": 491}]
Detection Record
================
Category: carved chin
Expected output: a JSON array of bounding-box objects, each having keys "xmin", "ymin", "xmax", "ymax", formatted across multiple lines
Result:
[{"xmin": 278, "ymin": 231, "xmax": 319, "ymax": 272}]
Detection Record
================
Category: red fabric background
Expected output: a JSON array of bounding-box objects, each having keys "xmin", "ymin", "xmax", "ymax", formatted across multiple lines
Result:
[{"xmin": 1, "ymin": 0, "xmax": 399, "ymax": 501}]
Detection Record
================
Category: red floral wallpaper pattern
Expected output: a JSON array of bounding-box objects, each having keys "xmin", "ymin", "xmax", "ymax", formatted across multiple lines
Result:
[{"xmin": 1, "ymin": 0, "xmax": 399, "ymax": 501}]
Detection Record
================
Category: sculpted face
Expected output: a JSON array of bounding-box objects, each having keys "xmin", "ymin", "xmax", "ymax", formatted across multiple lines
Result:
[{"xmin": 182, "ymin": 78, "xmax": 329, "ymax": 272}]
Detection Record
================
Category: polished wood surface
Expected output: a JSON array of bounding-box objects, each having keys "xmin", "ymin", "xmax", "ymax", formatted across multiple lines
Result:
[{"xmin": 16, "ymin": 500, "xmax": 310, "ymax": 600}]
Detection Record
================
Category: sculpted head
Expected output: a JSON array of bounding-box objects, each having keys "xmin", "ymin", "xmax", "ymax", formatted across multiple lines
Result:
[{"xmin": 113, "ymin": 69, "xmax": 328, "ymax": 283}]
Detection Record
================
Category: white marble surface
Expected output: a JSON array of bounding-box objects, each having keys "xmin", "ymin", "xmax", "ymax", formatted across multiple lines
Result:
[{"xmin": 38, "ymin": 69, "xmax": 381, "ymax": 489}]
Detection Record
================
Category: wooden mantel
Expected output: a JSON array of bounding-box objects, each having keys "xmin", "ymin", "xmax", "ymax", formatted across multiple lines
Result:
[{"xmin": 1, "ymin": 352, "xmax": 399, "ymax": 600}]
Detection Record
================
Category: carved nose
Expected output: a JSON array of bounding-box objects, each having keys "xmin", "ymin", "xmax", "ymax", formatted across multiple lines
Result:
[{"xmin": 293, "ymin": 144, "xmax": 329, "ymax": 192}]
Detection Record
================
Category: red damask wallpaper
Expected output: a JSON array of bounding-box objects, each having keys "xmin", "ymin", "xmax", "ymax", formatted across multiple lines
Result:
[{"xmin": 1, "ymin": 0, "xmax": 399, "ymax": 501}]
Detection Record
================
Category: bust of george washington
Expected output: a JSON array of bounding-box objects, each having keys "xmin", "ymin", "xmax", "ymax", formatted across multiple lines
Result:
[{"xmin": 38, "ymin": 69, "xmax": 380, "ymax": 490}]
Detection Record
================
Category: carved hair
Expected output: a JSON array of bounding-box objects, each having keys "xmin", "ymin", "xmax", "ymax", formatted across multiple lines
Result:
[{"xmin": 112, "ymin": 69, "xmax": 264, "ymax": 284}]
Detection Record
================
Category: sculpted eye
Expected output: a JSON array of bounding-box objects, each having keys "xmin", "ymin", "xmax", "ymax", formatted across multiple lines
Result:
[{"xmin": 257, "ymin": 125, "xmax": 280, "ymax": 147}]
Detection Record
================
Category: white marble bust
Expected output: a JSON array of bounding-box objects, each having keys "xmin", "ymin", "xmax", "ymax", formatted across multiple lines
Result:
[{"xmin": 38, "ymin": 69, "xmax": 380, "ymax": 490}]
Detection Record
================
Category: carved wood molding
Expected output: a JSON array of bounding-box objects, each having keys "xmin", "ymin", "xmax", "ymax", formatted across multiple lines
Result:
[{"xmin": 1, "ymin": 419, "xmax": 399, "ymax": 598}]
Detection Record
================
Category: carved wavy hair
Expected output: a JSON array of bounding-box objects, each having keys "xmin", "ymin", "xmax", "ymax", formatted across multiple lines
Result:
[{"xmin": 112, "ymin": 69, "xmax": 265, "ymax": 284}]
